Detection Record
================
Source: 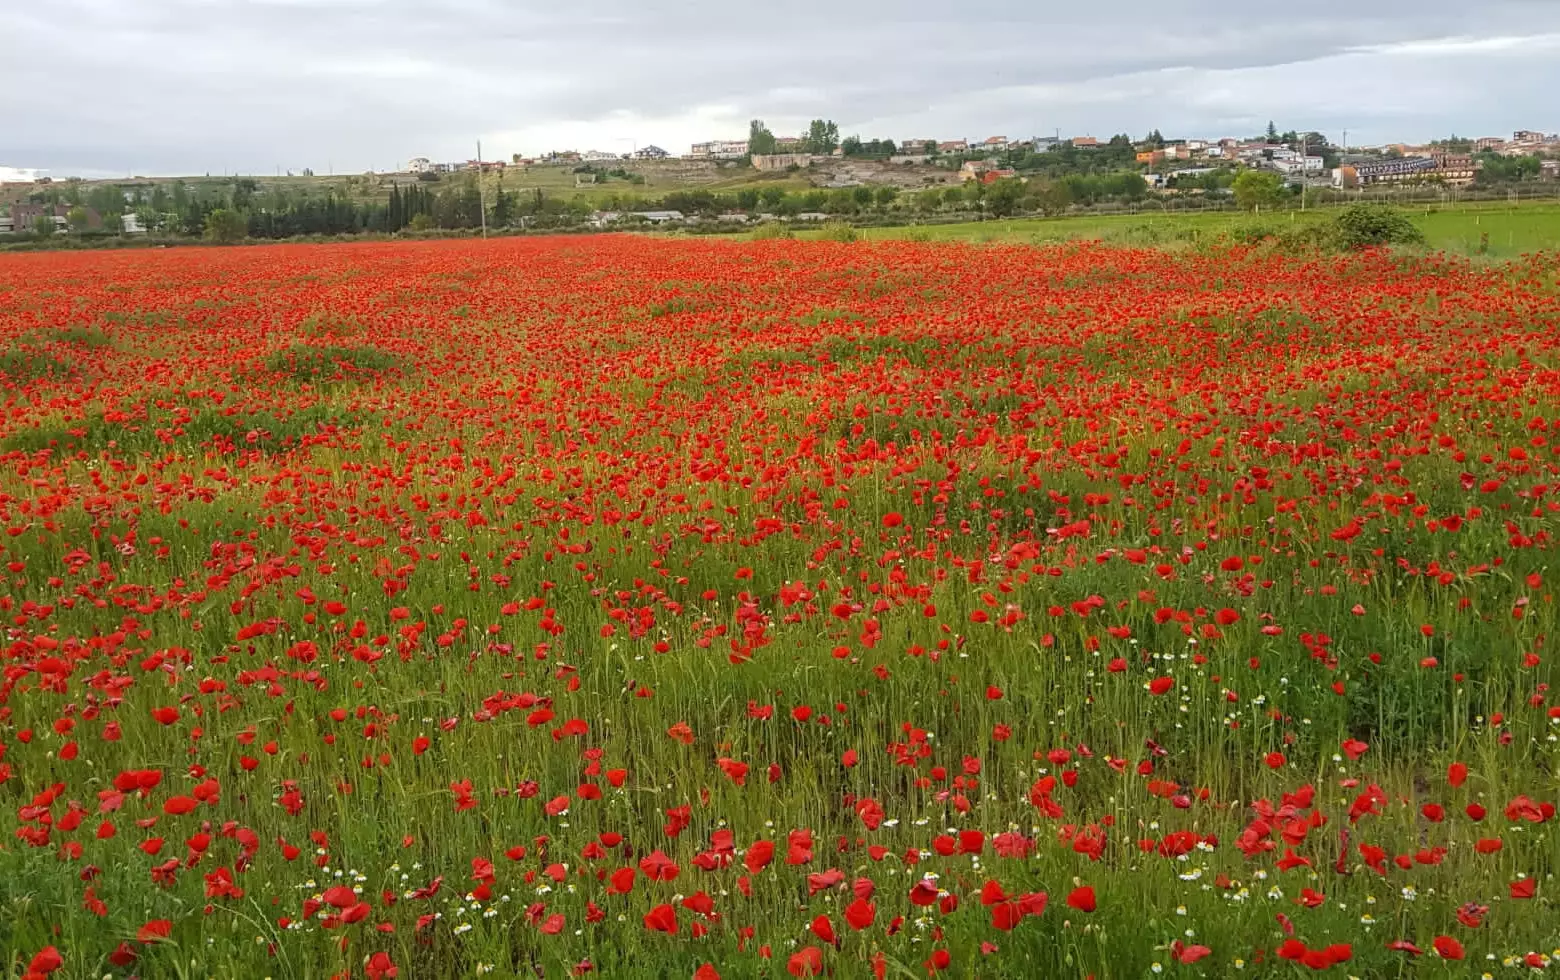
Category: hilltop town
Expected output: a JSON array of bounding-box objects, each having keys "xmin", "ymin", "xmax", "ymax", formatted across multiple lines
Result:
[
  {"xmin": 3, "ymin": 123, "xmax": 1557, "ymax": 240},
  {"xmin": 410, "ymin": 126, "xmax": 1560, "ymax": 190}
]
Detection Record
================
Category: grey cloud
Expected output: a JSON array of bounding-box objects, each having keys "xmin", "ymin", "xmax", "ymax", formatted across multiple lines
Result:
[{"xmin": 4, "ymin": 0, "xmax": 1558, "ymax": 175}]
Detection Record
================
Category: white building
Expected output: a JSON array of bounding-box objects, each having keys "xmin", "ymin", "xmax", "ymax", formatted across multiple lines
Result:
[
  {"xmin": 1271, "ymin": 155, "xmax": 1326, "ymax": 176},
  {"xmin": 407, "ymin": 157, "xmax": 434, "ymax": 173},
  {"xmin": 633, "ymin": 145, "xmax": 670, "ymax": 160},
  {"xmin": 688, "ymin": 139, "xmax": 750, "ymax": 160},
  {"xmin": 591, "ymin": 209, "xmax": 686, "ymax": 228},
  {"xmin": 581, "ymin": 150, "xmax": 622, "ymax": 163}
]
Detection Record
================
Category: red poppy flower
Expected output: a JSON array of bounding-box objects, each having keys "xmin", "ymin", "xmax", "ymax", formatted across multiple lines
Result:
[
  {"xmin": 1065, "ymin": 886, "xmax": 1096, "ymax": 912},
  {"xmin": 642, "ymin": 903, "xmax": 677, "ymax": 934},
  {"xmin": 786, "ymin": 946, "xmax": 824, "ymax": 977}
]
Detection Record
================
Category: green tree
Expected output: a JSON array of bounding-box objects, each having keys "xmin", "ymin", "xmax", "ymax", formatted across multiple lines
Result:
[
  {"xmin": 65, "ymin": 207, "xmax": 92, "ymax": 232},
  {"xmin": 1476, "ymin": 153, "xmax": 1542, "ymax": 185},
  {"xmin": 1232, "ymin": 169, "xmax": 1285, "ymax": 211},
  {"xmin": 1266, "ymin": 120, "xmax": 1279, "ymax": 141},
  {"xmin": 134, "ymin": 205, "xmax": 161, "ymax": 234},
  {"xmin": 985, "ymin": 177, "xmax": 1025, "ymax": 217},
  {"xmin": 806, "ymin": 120, "xmax": 840, "ymax": 155},
  {"xmin": 32, "ymin": 214, "xmax": 56, "ymax": 236},
  {"xmin": 748, "ymin": 119, "xmax": 777, "ymax": 157},
  {"xmin": 962, "ymin": 179, "xmax": 987, "ymax": 215},
  {"xmin": 841, "ymin": 136, "xmax": 863, "ymax": 157},
  {"xmin": 491, "ymin": 186, "xmax": 516, "ymax": 226},
  {"xmin": 203, "ymin": 208, "xmax": 248, "ymax": 243},
  {"xmin": 1032, "ymin": 180, "xmax": 1073, "ymax": 216},
  {"xmin": 388, "ymin": 185, "xmax": 404, "ymax": 230}
]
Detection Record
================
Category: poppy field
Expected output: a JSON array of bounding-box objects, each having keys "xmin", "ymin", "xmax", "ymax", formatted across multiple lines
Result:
[{"xmin": 2, "ymin": 236, "xmax": 1559, "ymax": 979}]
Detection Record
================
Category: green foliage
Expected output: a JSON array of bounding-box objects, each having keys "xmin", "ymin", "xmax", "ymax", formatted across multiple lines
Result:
[
  {"xmin": 748, "ymin": 119, "xmax": 777, "ymax": 157},
  {"xmin": 0, "ymin": 347, "xmax": 73, "ymax": 380},
  {"xmin": 31, "ymin": 215, "xmax": 55, "ymax": 237},
  {"xmin": 842, "ymin": 137, "xmax": 897, "ymax": 158},
  {"xmin": 1232, "ymin": 169, "xmax": 1287, "ymax": 211},
  {"xmin": 0, "ymin": 402, "xmax": 364, "ymax": 456},
  {"xmin": 984, "ymin": 177, "xmax": 1026, "ymax": 217},
  {"xmin": 50, "ymin": 326, "xmax": 112, "ymax": 347},
  {"xmin": 748, "ymin": 221, "xmax": 794, "ymax": 241},
  {"xmin": 1327, "ymin": 204, "xmax": 1427, "ymax": 250},
  {"xmin": 817, "ymin": 221, "xmax": 859, "ymax": 243},
  {"xmin": 644, "ymin": 297, "xmax": 699, "ymax": 317},
  {"xmin": 203, "ymin": 208, "xmax": 248, "ymax": 243},
  {"xmin": 805, "ymin": 119, "xmax": 840, "ymax": 155},
  {"xmin": 299, "ymin": 310, "xmax": 364, "ymax": 340},
  {"xmin": 261, "ymin": 344, "xmax": 407, "ymax": 382},
  {"xmin": 1475, "ymin": 152, "xmax": 1543, "ymax": 185},
  {"xmin": 1053, "ymin": 171, "xmax": 1146, "ymax": 205}
]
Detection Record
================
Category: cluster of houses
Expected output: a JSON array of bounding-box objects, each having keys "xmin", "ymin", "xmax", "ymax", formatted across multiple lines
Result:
[
  {"xmin": 1471, "ymin": 131, "xmax": 1559, "ymax": 157},
  {"xmin": 587, "ymin": 210, "xmax": 835, "ymax": 229},
  {"xmin": 1338, "ymin": 153, "xmax": 1476, "ymax": 189},
  {"xmin": 0, "ymin": 203, "xmax": 109, "ymax": 235},
  {"xmin": 1331, "ymin": 131, "xmax": 1558, "ymax": 188},
  {"xmin": 404, "ymin": 145, "xmax": 677, "ymax": 174},
  {"xmin": 401, "ymin": 129, "xmax": 1559, "ymax": 184}
]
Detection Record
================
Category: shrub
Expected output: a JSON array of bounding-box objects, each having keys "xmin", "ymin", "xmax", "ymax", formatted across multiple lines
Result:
[
  {"xmin": 1328, "ymin": 205, "xmax": 1425, "ymax": 251},
  {"xmin": 749, "ymin": 222, "xmax": 794, "ymax": 241},
  {"xmin": 204, "ymin": 208, "xmax": 248, "ymax": 244},
  {"xmin": 818, "ymin": 221, "xmax": 859, "ymax": 243}
]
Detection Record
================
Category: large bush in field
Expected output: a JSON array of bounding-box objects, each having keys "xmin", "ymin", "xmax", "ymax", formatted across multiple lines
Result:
[{"xmin": 1329, "ymin": 204, "xmax": 1426, "ymax": 250}]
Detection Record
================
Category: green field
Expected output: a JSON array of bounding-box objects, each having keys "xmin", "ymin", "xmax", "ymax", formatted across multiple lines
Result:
[{"xmin": 817, "ymin": 200, "xmax": 1560, "ymax": 257}]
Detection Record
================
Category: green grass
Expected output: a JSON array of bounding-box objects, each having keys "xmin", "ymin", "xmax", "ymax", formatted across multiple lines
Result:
[
  {"xmin": 259, "ymin": 343, "xmax": 408, "ymax": 382},
  {"xmin": 828, "ymin": 199, "xmax": 1560, "ymax": 257},
  {"xmin": 0, "ymin": 347, "xmax": 75, "ymax": 380}
]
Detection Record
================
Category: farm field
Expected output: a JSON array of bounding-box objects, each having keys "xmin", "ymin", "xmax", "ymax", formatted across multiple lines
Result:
[
  {"xmin": 837, "ymin": 201, "xmax": 1560, "ymax": 257},
  {"xmin": 0, "ymin": 236, "xmax": 1558, "ymax": 979}
]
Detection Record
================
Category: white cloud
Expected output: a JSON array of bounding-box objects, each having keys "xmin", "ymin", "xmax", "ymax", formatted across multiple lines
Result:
[
  {"xmin": 3, "ymin": 0, "xmax": 1558, "ymax": 175},
  {"xmin": 1348, "ymin": 32, "xmax": 1560, "ymax": 56}
]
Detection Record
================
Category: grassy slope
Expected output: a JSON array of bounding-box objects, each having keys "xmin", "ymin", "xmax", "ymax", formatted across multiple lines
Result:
[{"xmin": 828, "ymin": 201, "xmax": 1560, "ymax": 257}]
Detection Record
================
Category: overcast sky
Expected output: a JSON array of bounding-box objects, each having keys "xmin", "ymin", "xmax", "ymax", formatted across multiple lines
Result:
[{"xmin": 4, "ymin": 0, "xmax": 1560, "ymax": 179}]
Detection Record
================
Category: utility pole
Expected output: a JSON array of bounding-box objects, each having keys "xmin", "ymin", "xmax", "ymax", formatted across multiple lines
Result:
[
  {"xmin": 477, "ymin": 139, "xmax": 487, "ymax": 239},
  {"xmin": 1300, "ymin": 131, "xmax": 1307, "ymax": 211}
]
